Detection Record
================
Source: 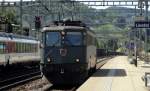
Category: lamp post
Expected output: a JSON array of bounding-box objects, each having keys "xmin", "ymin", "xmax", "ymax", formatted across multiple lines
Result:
[
  {"xmin": 20, "ymin": 0, "xmax": 23, "ymax": 34},
  {"xmin": 145, "ymin": 0, "xmax": 149, "ymax": 63}
]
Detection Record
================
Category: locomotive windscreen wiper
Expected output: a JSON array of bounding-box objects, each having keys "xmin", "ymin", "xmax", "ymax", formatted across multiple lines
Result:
[
  {"xmin": 64, "ymin": 38, "xmax": 73, "ymax": 46},
  {"xmin": 52, "ymin": 39, "xmax": 61, "ymax": 47}
]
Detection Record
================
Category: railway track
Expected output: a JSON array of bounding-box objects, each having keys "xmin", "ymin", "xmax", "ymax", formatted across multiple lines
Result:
[
  {"xmin": 96, "ymin": 56, "xmax": 114, "ymax": 69},
  {"xmin": 0, "ymin": 71, "xmax": 41, "ymax": 90},
  {"xmin": 2, "ymin": 56, "xmax": 113, "ymax": 91}
]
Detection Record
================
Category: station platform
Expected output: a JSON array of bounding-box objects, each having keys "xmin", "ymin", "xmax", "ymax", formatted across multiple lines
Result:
[{"xmin": 77, "ymin": 56, "xmax": 150, "ymax": 91}]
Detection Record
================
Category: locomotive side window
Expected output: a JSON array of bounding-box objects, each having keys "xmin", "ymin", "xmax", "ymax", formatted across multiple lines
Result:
[
  {"xmin": 87, "ymin": 33, "xmax": 95, "ymax": 46},
  {"xmin": 64, "ymin": 32, "xmax": 82, "ymax": 46},
  {"xmin": 87, "ymin": 34, "xmax": 92, "ymax": 45},
  {"xmin": 46, "ymin": 32, "xmax": 61, "ymax": 47}
]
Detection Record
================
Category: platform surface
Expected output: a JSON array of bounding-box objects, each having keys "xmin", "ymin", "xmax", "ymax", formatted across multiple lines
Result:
[{"xmin": 77, "ymin": 56, "xmax": 150, "ymax": 91}]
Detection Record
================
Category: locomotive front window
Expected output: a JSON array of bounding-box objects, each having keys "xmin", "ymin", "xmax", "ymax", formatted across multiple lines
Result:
[
  {"xmin": 46, "ymin": 32, "xmax": 61, "ymax": 46},
  {"xmin": 64, "ymin": 32, "xmax": 82, "ymax": 46}
]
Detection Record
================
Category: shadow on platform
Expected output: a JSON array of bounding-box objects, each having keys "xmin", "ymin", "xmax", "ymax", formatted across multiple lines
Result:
[{"xmin": 92, "ymin": 69, "xmax": 127, "ymax": 77}]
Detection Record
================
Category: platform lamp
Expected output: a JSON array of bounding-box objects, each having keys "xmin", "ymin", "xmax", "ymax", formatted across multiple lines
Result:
[{"xmin": 145, "ymin": 72, "xmax": 150, "ymax": 87}]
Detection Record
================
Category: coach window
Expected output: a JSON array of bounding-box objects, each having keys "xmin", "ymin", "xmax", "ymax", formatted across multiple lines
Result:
[
  {"xmin": 0, "ymin": 42, "xmax": 4, "ymax": 54},
  {"xmin": 29, "ymin": 44, "xmax": 31, "ymax": 52},
  {"xmin": 16, "ymin": 42, "xmax": 18, "ymax": 53},
  {"xmin": 34, "ymin": 44, "xmax": 36, "ymax": 52},
  {"xmin": 25, "ymin": 43, "xmax": 27, "ymax": 53},
  {"xmin": 24, "ymin": 43, "xmax": 26, "ymax": 53},
  {"xmin": 27, "ymin": 44, "xmax": 29, "ymax": 52},
  {"xmin": 22, "ymin": 43, "xmax": 24, "ymax": 53},
  {"xmin": 33, "ymin": 44, "xmax": 35, "ymax": 52},
  {"xmin": 20, "ymin": 43, "xmax": 22, "ymax": 53},
  {"xmin": 19, "ymin": 43, "xmax": 21, "ymax": 53},
  {"xmin": 32, "ymin": 44, "xmax": 34, "ymax": 52},
  {"xmin": 3, "ymin": 43, "xmax": 5, "ymax": 54},
  {"xmin": 26, "ymin": 44, "xmax": 28, "ymax": 52},
  {"xmin": 16, "ymin": 43, "xmax": 19, "ymax": 53},
  {"xmin": 31, "ymin": 44, "xmax": 33, "ymax": 52},
  {"xmin": 18, "ymin": 43, "xmax": 20, "ymax": 53},
  {"xmin": 23, "ymin": 43, "xmax": 24, "ymax": 53},
  {"xmin": 21, "ymin": 43, "xmax": 23, "ymax": 53},
  {"xmin": 28, "ymin": 44, "xmax": 30, "ymax": 52}
]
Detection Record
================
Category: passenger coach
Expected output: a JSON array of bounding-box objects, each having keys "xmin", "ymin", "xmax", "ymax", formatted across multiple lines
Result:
[
  {"xmin": 40, "ymin": 20, "xmax": 97, "ymax": 85},
  {"xmin": 0, "ymin": 32, "xmax": 40, "ymax": 67}
]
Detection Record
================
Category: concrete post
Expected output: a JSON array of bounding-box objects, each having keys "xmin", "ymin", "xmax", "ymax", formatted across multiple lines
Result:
[{"xmin": 145, "ymin": 0, "xmax": 149, "ymax": 62}]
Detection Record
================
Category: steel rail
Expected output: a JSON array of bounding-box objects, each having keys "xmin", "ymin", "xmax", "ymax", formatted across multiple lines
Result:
[{"xmin": 0, "ymin": 71, "xmax": 41, "ymax": 90}]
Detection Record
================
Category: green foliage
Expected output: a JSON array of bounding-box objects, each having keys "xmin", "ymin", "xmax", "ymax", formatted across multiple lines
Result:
[
  {"xmin": 96, "ymin": 39, "xmax": 100, "ymax": 48},
  {"xmin": 96, "ymin": 39, "xmax": 106, "ymax": 48},
  {"xmin": 0, "ymin": 8, "xmax": 18, "ymax": 24},
  {"xmin": 94, "ymin": 23, "xmax": 123, "ymax": 33}
]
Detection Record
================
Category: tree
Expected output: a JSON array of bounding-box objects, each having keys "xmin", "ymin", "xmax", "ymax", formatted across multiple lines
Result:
[{"xmin": 0, "ymin": 7, "xmax": 18, "ymax": 33}]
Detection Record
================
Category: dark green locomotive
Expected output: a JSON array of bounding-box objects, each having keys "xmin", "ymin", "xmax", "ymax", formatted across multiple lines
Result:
[{"xmin": 40, "ymin": 20, "xmax": 97, "ymax": 85}]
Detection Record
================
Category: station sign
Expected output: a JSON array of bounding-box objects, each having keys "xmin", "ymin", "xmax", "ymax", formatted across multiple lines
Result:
[{"xmin": 135, "ymin": 21, "xmax": 150, "ymax": 28}]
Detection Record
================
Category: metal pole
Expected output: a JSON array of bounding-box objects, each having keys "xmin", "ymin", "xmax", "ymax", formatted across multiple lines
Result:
[
  {"xmin": 2, "ymin": 0, "xmax": 5, "ymax": 15},
  {"xmin": 145, "ymin": 0, "xmax": 149, "ymax": 62},
  {"xmin": 20, "ymin": 0, "xmax": 23, "ymax": 34},
  {"xmin": 134, "ymin": 28, "xmax": 137, "ymax": 67},
  {"xmin": 134, "ymin": 5, "xmax": 138, "ymax": 66}
]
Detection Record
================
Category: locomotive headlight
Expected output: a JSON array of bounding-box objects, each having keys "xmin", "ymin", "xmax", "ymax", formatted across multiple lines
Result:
[
  {"xmin": 61, "ymin": 31, "xmax": 65, "ymax": 36},
  {"xmin": 76, "ymin": 59, "xmax": 80, "ymax": 62},
  {"xmin": 47, "ymin": 58, "xmax": 51, "ymax": 62}
]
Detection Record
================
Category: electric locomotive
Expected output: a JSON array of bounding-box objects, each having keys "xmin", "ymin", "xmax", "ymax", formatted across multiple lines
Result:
[{"xmin": 40, "ymin": 20, "xmax": 97, "ymax": 85}]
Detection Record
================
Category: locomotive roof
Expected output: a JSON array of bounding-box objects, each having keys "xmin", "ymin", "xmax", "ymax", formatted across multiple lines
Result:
[{"xmin": 41, "ymin": 26, "xmax": 86, "ymax": 32}]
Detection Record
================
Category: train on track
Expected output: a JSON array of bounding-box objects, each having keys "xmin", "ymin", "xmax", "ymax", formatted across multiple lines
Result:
[
  {"xmin": 0, "ymin": 32, "xmax": 40, "ymax": 68},
  {"xmin": 40, "ymin": 20, "xmax": 97, "ymax": 85}
]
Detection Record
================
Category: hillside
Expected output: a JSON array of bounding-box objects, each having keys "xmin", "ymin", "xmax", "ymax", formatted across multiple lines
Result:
[{"xmin": 0, "ymin": 1, "xmax": 145, "ymax": 51}]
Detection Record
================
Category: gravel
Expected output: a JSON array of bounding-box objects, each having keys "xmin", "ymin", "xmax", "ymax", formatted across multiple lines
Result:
[{"xmin": 8, "ymin": 77, "xmax": 51, "ymax": 91}]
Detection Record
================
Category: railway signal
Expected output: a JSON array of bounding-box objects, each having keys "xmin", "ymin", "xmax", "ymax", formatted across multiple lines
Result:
[
  {"xmin": 35, "ymin": 16, "xmax": 41, "ymax": 30},
  {"xmin": 7, "ymin": 23, "xmax": 12, "ymax": 33}
]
